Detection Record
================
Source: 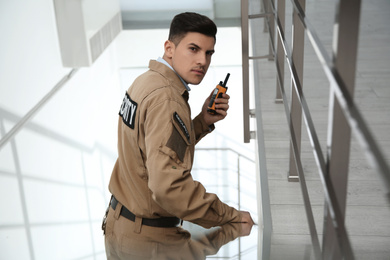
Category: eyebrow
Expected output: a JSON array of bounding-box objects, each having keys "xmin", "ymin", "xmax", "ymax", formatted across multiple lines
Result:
[{"xmin": 189, "ymin": 43, "xmax": 215, "ymax": 54}]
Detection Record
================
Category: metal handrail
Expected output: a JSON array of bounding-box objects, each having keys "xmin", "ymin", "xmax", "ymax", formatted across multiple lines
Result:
[
  {"xmin": 265, "ymin": 0, "xmax": 355, "ymax": 258},
  {"xmin": 242, "ymin": 0, "xmax": 390, "ymax": 258},
  {"xmin": 267, "ymin": 2, "xmax": 322, "ymax": 258},
  {"xmin": 291, "ymin": 0, "xmax": 390, "ymax": 189}
]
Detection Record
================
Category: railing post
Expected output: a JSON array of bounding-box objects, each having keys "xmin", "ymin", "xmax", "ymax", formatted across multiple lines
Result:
[
  {"xmin": 322, "ymin": 0, "xmax": 361, "ymax": 258},
  {"xmin": 262, "ymin": 0, "xmax": 275, "ymax": 61},
  {"xmin": 237, "ymin": 155, "xmax": 241, "ymax": 210},
  {"xmin": 241, "ymin": 0, "xmax": 251, "ymax": 143},
  {"xmin": 287, "ymin": 0, "xmax": 306, "ymax": 182},
  {"xmin": 274, "ymin": 0, "xmax": 285, "ymax": 102}
]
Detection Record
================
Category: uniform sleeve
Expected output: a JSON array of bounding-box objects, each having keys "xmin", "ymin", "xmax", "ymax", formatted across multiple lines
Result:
[
  {"xmin": 194, "ymin": 223, "xmax": 242, "ymax": 256},
  {"xmin": 193, "ymin": 113, "xmax": 215, "ymax": 144},
  {"xmin": 144, "ymin": 98, "xmax": 241, "ymax": 228}
]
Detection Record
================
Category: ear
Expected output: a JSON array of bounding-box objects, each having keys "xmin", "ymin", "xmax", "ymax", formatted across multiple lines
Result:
[{"xmin": 164, "ymin": 40, "xmax": 175, "ymax": 59}]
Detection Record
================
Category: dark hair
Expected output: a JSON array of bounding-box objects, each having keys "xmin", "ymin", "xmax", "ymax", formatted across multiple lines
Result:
[{"xmin": 168, "ymin": 12, "xmax": 217, "ymax": 45}]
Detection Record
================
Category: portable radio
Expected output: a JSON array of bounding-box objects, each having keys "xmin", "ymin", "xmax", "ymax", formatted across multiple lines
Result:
[{"xmin": 207, "ymin": 73, "xmax": 230, "ymax": 115}]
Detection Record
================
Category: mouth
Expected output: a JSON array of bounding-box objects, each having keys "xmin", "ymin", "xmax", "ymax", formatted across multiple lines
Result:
[{"xmin": 191, "ymin": 69, "xmax": 205, "ymax": 76}]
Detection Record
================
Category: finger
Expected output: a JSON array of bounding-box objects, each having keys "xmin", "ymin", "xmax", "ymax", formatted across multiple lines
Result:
[
  {"xmin": 213, "ymin": 110, "xmax": 227, "ymax": 119},
  {"xmin": 216, "ymin": 93, "xmax": 230, "ymax": 103},
  {"xmin": 215, "ymin": 98, "xmax": 229, "ymax": 105},
  {"xmin": 240, "ymin": 222, "xmax": 253, "ymax": 236},
  {"xmin": 215, "ymin": 103, "xmax": 229, "ymax": 112},
  {"xmin": 216, "ymin": 103, "xmax": 229, "ymax": 112}
]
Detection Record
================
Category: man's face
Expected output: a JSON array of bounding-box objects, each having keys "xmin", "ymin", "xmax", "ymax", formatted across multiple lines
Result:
[{"xmin": 164, "ymin": 32, "xmax": 215, "ymax": 85}]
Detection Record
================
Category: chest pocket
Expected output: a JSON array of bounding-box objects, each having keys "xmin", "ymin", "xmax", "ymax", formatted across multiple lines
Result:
[{"xmin": 165, "ymin": 112, "xmax": 191, "ymax": 163}]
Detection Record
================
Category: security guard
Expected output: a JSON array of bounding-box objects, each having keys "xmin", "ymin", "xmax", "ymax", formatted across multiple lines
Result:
[{"xmin": 103, "ymin": 12, "xmax": 254, "ymax": 259}]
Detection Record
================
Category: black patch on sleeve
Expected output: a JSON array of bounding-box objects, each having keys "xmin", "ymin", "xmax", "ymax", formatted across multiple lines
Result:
[
  {"xmin": 173, "ymin": 112, "xmax": 190, "ymax": 142},
  {"xmin": 118, "ymin": 92, "xmax": 138, "ymax": 129},
  {"xmin": 166, "ymin": 112, "xmax": 191, "ymax": 162},
  {"xmin": 166, "ymin": 127, "xmax": 187, "ymax": 162}
]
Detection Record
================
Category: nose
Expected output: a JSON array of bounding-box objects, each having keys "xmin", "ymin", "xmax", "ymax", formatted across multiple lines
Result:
[{"xmin": 196, "ymin": 52, "xmax": 207, "ymax": 66}]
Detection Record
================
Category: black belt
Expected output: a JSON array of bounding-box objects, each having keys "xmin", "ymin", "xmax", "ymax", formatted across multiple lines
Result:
[{"xmin": 110, "ymin": 196, "xmax": 181, "ymax": 228}]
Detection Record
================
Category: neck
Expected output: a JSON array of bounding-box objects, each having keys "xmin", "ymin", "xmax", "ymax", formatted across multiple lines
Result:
[{"xmin": 162, "ymin": 55, "xmax": 173, "ymax": 67}]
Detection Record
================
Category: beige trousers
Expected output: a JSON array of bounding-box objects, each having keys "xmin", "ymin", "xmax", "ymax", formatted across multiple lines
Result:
[{"xmin": 103, "ymin": 200, "xmax": 197, "ymax": 260}]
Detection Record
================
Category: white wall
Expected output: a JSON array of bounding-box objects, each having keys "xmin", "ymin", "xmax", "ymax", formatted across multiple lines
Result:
[
  {"xmin": 0, "ymin": 0, "xmax": 122, "ymax": 259},
  {"xmin": 0, "ymin": 1, "xmax": 255, "ymax": 259}
]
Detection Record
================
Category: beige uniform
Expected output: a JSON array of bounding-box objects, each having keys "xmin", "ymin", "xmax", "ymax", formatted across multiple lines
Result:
[
  {"xmin": 108, "ymin": 60, "xmax": 241, "ymax": 229},
  {"xmin": 104, "ymin": 206, "xmax": 241, "ymax": 260}
]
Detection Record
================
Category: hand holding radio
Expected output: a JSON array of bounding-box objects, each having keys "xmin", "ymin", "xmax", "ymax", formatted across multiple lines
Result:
[
  {"xmin": 207, "ymin": 73, "xmax": 230, "ymax": 114},
  {"xmin": 201, "ymin": 73, "xmax": 231, "ymax": 126}
]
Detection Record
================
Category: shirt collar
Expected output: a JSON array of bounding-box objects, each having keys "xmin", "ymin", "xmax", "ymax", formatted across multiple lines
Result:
[{"xmin": 156, "ymin": 57, "xmax": 191, "ymax": 91}]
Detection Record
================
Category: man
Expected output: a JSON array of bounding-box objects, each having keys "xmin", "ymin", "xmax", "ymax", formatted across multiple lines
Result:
[{"xmin": 103, "ymin": 12, "xmax": 254, "ymax": 259}]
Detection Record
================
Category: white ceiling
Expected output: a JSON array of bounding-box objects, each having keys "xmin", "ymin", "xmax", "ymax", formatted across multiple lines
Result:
[
  {"xmin": 120, "ymin": 0, "xmax": 241, "ymax": 29},
  {"xmin": 120, "ymin": 0, "xmax": 214, "ymax": 12}
]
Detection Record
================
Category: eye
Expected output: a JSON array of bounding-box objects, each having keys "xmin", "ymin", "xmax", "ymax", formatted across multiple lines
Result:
[{"xmin": 189, "ymin": 47, "xmax": 197, "ymax": 52}]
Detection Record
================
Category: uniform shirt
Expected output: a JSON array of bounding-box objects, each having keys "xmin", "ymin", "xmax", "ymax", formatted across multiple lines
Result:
[
  {"xmin": 108, "ymin": 60, "xmax": 241, "ymax": 228},
  {"xmin": 156, "ymin": 56, "xmax": 191, "ymax": 91}
]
